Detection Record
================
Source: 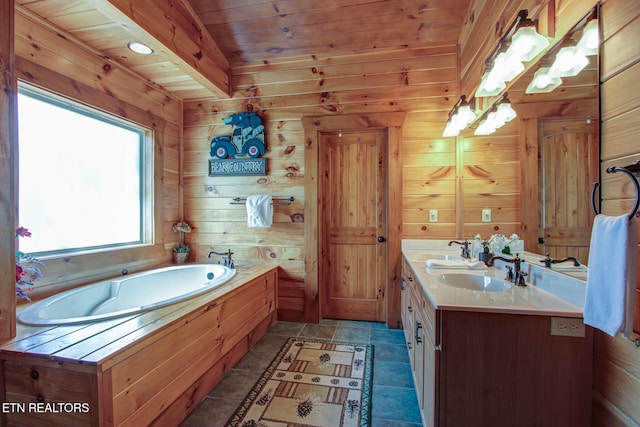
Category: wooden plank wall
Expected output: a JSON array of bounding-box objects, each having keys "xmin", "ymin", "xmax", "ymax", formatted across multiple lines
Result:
[
  {"xmin": 9, "ymin": 11, "xmax": 182, "ymax": 303},
  {"xmin": 0, "ymin": 0, "xmax": 17, "ymax": 341},
  {"xmin": 183, "ymin": 47, "xmax": 524, "ymax": 321},
  {"xmin": 461, "ymin": 121, "xmax": 521, "ymax": 239},
  {"xmin": 593, "ymin": 0, "xmax": 640, "ymax": 425},
  {"xmin": 183, "ymin": 46, "xmax": 482, "ymax": 322}
]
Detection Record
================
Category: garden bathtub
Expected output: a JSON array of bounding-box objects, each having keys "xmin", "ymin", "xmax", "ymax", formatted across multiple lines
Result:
[{"xmin": 18, "ymin": 264, "xmax": 236, "ymax": 326}]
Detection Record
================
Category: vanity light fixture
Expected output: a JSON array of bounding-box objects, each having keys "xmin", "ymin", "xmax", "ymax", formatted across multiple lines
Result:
[
  {"xmin": 495, "ymin": 93, "xmax": 516, "ymax": 123},
  {"xmin": 442, "ymin": 95, "xmax": 476, "ymax": 137},
  {"xmin": 474, "ymin": 93, "xmax": 516, "ymax": 136},
  {"xmin": 577, "ymin": 19, "xmax": 599, "ymax": 56},
  {"xmin": 127, "ymin": 41, "xmax": 154, "ymax": 55},
  {"xmin": 475, "ymin": 10, "xmax": 548, "ymax": 98},
  {"xmin": 548, "ymin": 45, "xmax": 589, "ymax": 78},
  {"xmin": 505, "ymin": 17, "xmax": 550, "ymax": 62},
  {"xmin": 525, "ymin": 67, "xmax": 563, "ymax": 94}
]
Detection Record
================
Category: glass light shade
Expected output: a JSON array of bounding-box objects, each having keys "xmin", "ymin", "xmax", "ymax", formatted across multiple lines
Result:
[
  {"xmin": 455, "ymin": 104, "xmax": 476, "ymax": 129},
  {"xmin": 488, "ymin": 52, "xmax": 525, "ymax": 83},
  {"xmin": 474, "ymin": 119, "xmax": 495, "ymax": 136},
  {"xmin": 486, "ymin": 109, "xmax": 505, "ymax": 130},
  {"xmin": 443, "ymin": 119, "xmax": 460, "ymax": 137},
  {"xmin": 475, "ymin": 71, "xmax": 506, "ymax": 97},
  {"xmin": 496, "ymin": 102, "xmax": 516, "ymax": 123},
  {"xmin": 577, "ymin": 20, "xmax": 599, "ymax": 56},
  {"xmin": 506, "ymin": 26, "xmax": 550, "ymax": 62},
  {"xmin": 548, "ymin": 46, "xmax": 589, "ymax": 77},
  {"xmin": 526, "ymin": 67, "xmax": 563, "ymax": 93}
]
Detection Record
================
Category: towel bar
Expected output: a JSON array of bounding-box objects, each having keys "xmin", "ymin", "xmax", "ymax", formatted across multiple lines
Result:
[
  {"xmin": 591, "ymin": 162, "xmax": 640, "ymax": 220},
  {"xmin": 230, "ymin": 196, "xmax": 294, "ymax": 206}
]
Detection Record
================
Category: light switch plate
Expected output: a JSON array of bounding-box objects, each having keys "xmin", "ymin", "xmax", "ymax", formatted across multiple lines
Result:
[
  {"xmin": 429, "ymin": 209, "xmax": 438, "ymax": 222},
  {"xmin": 482, "ymin": 208, "xmax": 491, "ymax": 222}
]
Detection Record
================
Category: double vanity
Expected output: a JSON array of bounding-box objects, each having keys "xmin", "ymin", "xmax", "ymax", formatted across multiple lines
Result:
[{"xmin": 401, "ymin": 240, "xmax": 593, "ymax": 427}]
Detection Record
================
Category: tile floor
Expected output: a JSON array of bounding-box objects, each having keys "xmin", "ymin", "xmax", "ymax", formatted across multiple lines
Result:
[{"xmin": 180, "ymin": 319, "xmax": 423, "ymax": 427}]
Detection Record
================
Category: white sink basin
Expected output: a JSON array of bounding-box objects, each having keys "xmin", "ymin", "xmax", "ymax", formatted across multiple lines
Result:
[{"xmin": 437, "ymin": 273, "xmax": 511, "ymax": 292}]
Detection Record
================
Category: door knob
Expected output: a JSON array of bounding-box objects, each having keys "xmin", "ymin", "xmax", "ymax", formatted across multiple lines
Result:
[{"xmin": 377, "ymin": 236, "xmax": 386, "ymax": 242}]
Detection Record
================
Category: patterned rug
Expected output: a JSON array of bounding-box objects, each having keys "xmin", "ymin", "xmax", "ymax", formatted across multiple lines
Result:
[{"xmin": 226, "ymin": 337, "xmax": 374, "ymax": 427}]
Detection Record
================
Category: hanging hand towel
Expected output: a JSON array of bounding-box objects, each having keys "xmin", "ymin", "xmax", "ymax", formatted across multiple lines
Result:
[
  {"xmin": 584, "ymin": 214, "xmax": 638, "ymax": 338},
  {"xmin": 246, "ymin": 195, "xmax": 273, "ymax": 228}
]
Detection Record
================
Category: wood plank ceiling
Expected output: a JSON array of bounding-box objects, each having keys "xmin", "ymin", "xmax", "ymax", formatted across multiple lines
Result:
[{"xmin": 15, "ymin": 0, "xmax": 471, "ymax": 101}]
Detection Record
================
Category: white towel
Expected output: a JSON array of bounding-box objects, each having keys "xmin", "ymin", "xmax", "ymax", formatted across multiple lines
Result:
[
  {"xmin": 426, "ymin": 259, "xmax": 487, "ymax": 270},
  {"xmin": 246, "ymin": 195, "xmax": 273, "ymax": 228},
  {"xmin": 584, "ymin": 214, "xmax": 638, "ymax": 338}
]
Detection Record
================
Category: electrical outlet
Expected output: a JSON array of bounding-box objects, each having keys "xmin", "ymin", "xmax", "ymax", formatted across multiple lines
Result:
[
  {"xmin": 429, "ymin": 209, "xmax": 438, "ymax": 222},
  {"xmin": 482, "ymin": 208, "xmax": 491, "ymax": 222},
  {"xmin": 550, "ymin": 317, "xmax": 585, "ymax": 337}
]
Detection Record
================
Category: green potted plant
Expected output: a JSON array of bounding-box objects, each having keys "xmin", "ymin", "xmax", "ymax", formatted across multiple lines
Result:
[{"xmin": 172, "ymin": 221, "xmax": 192, "ymax": 264}]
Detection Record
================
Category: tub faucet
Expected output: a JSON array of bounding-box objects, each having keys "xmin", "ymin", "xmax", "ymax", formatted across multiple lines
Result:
[
  {"xmin": 539, "ymin": 254, "xmax": 581, "ymax": 268},
  {"xmin": 208, "ymin": 249, "xmax": 235, "ymax": 269},
  {"xmin": 448, "ymin": 240, "xmax": 471, "ymax": 259},
  {"xmin": 487, "ymin": 253, "xmax": 527, "ymax": 286}
]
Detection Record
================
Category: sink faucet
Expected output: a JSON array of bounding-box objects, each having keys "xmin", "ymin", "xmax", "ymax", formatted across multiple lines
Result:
[
  {"xmin": 487, "ymin": 253, "xmax": 527, "ymax": 286},
  {"xmin": 448, "ymin": 240, "xmax": 471, "ymax": 259},
  {"xmin": 207, "ymin": 249, "xmax": 235, "ymax": 268},
  {"xmin": 539, "ymin": 254, "xmax": 581, "ymax": 268}
]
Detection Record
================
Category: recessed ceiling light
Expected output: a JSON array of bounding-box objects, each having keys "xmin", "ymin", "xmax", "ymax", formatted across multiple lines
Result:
[{"xmin": 127, "ymin": 42, "xmax": 153, "ymax": 55}]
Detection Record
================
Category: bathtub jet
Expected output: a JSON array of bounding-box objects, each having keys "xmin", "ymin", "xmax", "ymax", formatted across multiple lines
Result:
[{"xmin": 18, "ymin": 264, "xmax": 236, "ymax": 326}]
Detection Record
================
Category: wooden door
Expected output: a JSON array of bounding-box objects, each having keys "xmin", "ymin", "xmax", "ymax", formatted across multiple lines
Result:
[
  {"xmin": 320, "ymin": 130, "xmax": 387, "ymax": 321},
  {"xmin": 540, "ymin": 119, "xmax": 599, "ymax": 263}
]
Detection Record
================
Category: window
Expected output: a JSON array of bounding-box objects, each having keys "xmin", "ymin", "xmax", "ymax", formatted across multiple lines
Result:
[{"xmin": 17, "ymin": 85, "xmax": 153, "ymax": 256}]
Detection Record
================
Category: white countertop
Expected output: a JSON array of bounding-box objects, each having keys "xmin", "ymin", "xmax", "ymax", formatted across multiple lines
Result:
[{"xmin": 402, "ymin": 243, "xmax": 586, "ymax": 318}]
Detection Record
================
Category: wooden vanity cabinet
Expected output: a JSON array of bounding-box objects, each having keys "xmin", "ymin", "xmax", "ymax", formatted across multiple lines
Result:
[
  {"xmin": 401, "ymin": 258, "xmax": 438, "ymax": 427},
  {"xmin": 401, "ymin": 256, "xmax": 593, "ymax": 427}
]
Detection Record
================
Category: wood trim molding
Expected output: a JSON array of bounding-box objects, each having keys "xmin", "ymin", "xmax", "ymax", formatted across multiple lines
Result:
[
  {"xmin": 0, "ymin": 0, "xmax": 17, "ymax": 341},
  {"xmin": 302, "ymin": 112, "xmax": 405, "ymax": 327}
]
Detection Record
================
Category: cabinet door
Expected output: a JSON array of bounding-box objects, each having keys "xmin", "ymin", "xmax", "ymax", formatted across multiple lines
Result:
[
  {"xmin": 422, "ymin": 330, "xmax": 438, "ymax": 427},
  {"xmin": 420, "ymin": 293, "xmax": 439, "ymax": 427},
  {"xmin": 401, "ymin": 259, "xmax": 415, "ymax": 365},
  {"xmin": 413, "ymin": 308, "xmax": 426, "ymax": 409}
]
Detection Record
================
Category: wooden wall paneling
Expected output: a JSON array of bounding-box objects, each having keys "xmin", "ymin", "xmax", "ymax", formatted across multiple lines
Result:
[
  {"xmin": 601, "ymin": 14, "xmax": 640, "ymax": 81},
  {"xmin": 594, "ymin": 0, "xmax": 640, "ymax": 425},
  {"xmin": 14, "ymin": 10, "xmax": 180, "ymax": 124},
  {"xmin": 0, "ymin": 0, "xmax": 16, "ymax": 341},
  {"xmin": 600, "ymin": 61, "xmax": 640, "ymax": 122},
  {"xmin": 184, "ymin": 46, "xmax": 456, "ymax": 323},
  {"xmin": 184, "ymin": 111, "xmax": 307, "ymax": 322},
  {"xmin": 461, "ymin": 123, "xmax": 521, "ymax": 240}
]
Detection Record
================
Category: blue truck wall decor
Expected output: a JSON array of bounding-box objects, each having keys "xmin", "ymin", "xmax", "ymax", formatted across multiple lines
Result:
[{"xmin": 209, "ymin": 111, "xmax": 267, "ymax": 176}]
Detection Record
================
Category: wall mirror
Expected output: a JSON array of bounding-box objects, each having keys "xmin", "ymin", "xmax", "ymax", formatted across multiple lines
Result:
[{"xmin": 465, "ymin": 8, "xmax": 600, "ymax": 279}]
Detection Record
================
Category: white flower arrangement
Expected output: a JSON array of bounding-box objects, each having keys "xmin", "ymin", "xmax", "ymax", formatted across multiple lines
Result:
[{"xmin": 473, "ymin": 233, "xmax": 520, "ymax": 255}]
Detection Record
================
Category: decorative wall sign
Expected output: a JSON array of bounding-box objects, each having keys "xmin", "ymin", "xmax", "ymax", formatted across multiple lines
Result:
[{"xmin": 209, "ymin": 111, "xmax": 267, "ymax": 176}]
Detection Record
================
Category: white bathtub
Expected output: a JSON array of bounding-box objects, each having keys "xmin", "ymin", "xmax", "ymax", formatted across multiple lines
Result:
[{"xmin": 18, "ymin": 264, "xmax": 236, "ymax": 326}]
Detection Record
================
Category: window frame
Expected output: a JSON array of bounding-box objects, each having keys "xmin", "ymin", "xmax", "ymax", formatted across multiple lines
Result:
[{"xmin": 17, "ymin": 83, "xmax": 155, "ymax": 258}]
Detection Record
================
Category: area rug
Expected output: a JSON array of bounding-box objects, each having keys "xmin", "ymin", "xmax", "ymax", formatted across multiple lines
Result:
[{"xmin": 225, "ymin": 337, "xmax": 373, "ymax": 427}]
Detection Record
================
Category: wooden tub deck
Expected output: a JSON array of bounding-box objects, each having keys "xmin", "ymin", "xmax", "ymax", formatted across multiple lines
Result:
[{"xmin": 0, "ymin": 264, "xmax": 278, "ymax": 426}]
